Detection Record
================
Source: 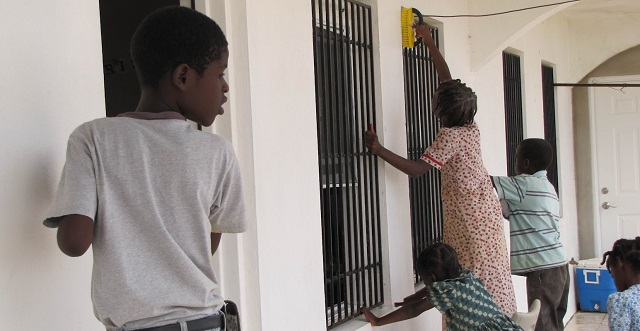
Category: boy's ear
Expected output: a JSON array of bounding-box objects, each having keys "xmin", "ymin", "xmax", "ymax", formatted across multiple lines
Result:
[
  {"xmin": 171, "ymin": 64, "xmax": 192, "ymax": 91},
  {"xmin": 523, "ymin": 159, "xmax": 532, "ymax": 171}
]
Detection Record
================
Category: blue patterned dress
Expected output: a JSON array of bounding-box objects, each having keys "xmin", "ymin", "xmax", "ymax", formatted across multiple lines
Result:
[
  {"xmin": 426, "ymin": 269, "xmax": 523, "ymax": 331},
  {"xmin": 607, "ymin": 284, "xmax": 640, "ymax": 331}
]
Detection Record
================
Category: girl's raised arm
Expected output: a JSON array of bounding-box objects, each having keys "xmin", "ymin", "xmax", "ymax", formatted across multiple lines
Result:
[{"xmin": 413, "ymin": 23, "xmax": 452, "ymax": 82}]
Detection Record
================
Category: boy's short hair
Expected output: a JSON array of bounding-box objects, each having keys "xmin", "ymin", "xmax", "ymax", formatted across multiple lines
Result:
[
  {"xmin": 519, "ymin": 138, "xmax": 553, "ymax": 171},
  {"xmin": 435, "ymin": 79, "xmax": 477, "ymax": 127},
  {"xmin": 131, "ymin": 6, "xmax": 228, "ymax": 89}
]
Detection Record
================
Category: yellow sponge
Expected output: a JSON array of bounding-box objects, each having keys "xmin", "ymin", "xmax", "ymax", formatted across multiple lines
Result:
[{"xmin": 401, "ymin": 7, "xmax": 416, "ymax": 48}]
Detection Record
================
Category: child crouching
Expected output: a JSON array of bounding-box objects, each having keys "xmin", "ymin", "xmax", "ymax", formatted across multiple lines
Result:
[{"xmin": 362, "ymin": 243, "xmax": 523, "ymax": 330}]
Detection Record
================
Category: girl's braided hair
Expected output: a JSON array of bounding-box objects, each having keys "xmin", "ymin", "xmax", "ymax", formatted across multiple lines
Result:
[
  {"xmin": 417, "ymin": 242, "xmax": 462, "ymax": 281},
  {"xmin": 434, "ymin": 79, "xmax": 478, "ymax": 127},
  {"xmin": 601, "ymin": 237, "xmax": 640, "ymax": 273}
]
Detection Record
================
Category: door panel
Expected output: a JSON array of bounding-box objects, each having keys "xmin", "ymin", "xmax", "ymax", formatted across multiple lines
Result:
[{"xmin": 593, "ymin": 76, "xmax": 640, "ymax": 254}]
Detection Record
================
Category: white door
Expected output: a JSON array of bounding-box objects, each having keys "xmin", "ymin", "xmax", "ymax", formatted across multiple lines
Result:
[{"xmin": 592, "ymin": 75, "xmax": 640, "ymax": 255}]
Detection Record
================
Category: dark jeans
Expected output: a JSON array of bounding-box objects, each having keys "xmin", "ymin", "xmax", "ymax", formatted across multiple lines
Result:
[{"xmin": 524, "ymin": 264, "xmax": 570, "ymax": 331}]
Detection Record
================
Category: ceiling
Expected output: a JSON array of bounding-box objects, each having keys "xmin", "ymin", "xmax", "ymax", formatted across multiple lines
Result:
[{"xmin": 560, "ymin": 0, "xmax": 640, "ymax": 20}]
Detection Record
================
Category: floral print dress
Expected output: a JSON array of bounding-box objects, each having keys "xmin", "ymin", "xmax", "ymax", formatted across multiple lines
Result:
[
  {"xmin": 421, "ymin": 123, "xmax": 516, "ymax": 316},
  {"xmin": 607, "ymin": 284, "xmax": 640, "ymax": 331}
]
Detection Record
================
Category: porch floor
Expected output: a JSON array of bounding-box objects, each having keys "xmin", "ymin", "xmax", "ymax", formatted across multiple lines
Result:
[{"xmin": 565, "ymin": 310, "xmax": 608, "ymax": 331}]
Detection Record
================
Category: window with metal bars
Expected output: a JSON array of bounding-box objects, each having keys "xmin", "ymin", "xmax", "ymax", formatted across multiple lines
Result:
[
  {"xmin": 502, "ymin": 52, "xmax": 524, "ymax": 176},
  {"xmin": 542, "ymin": 64, "xmax": 559, "ymax": 194},
  {"xmin": 311, "ymin": 0, "xmax": 383, "ymax": 328},
  {"xmin": 402, "ymin": 28, "xmax": 444, "ymax": 284}
]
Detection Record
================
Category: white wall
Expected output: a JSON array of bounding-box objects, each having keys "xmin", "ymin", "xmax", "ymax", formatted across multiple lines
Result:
[
  {"xmin": 567, "ymin": 14, "xmax": 640, "ymax": 83},
  {"xmin": 238, "ymin": 0, "xmax": 328, "ymax": 329},
  {"xmin": 0, "ymin": 1, "xmax": 105, "ymax": 330},
  {"xmin": 468, "ymin": 0, "xmax": 576, "ymax": 71},
  {"xmin": 507, "ymin": 15, "xmax": 580, "ymax": 324}
]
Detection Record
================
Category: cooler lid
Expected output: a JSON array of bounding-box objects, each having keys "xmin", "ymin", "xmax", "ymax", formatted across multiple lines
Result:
[{"xmin": 577, "ymin": 257, "xmax": 607, "ymax": 269}]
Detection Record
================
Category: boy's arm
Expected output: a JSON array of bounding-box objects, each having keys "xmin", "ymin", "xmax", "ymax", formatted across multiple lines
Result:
[
  {"xmin": 413, "ymin": 23, "xmax": 452, "ymax": 82},
  {"xmin": 57, "ymin": 214, "xmax": 94, "ymax": 257},
  {"xmin": 491, "ymin": 175, "xmax": 525, "ymax": 204},
  {"xmin": 490, "ymin": 176, "xmax": 512, "ymax": 218},
  {"xmin": 211, "ymin": 232, "xmax": 222, "ymax": 256},
  {"xmin": 362, "ymin": 298, "xmax": 434, "ymax": 326}
]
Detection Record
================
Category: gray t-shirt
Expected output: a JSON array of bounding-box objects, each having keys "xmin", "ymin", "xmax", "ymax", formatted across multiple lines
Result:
[{"xmin": 44, "ymin": 112, "xmax": 247, "ymax": 330}]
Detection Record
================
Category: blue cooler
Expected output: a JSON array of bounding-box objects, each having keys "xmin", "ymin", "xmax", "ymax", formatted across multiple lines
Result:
[{"xmin": 575, "ymin": 258, "xmax": 617, "ymax": 312}]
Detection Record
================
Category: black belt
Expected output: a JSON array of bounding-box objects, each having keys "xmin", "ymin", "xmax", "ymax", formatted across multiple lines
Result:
[{"xmin": 135, "ymin": 314, "xmax": 224, "ymax": 331}]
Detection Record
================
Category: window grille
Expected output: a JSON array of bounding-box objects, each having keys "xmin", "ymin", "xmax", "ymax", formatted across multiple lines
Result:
[
  {"xmin": 502, "ymin": 52, "xmax": 524, "ymax": 176},
  {"xmin": 311, "ymin": 0, "xmax": 383, "ymax": 328},
  {"xmin": 402, "ymin": 28, "xmax": 444, "ymax": 284},
  {"xmin": 542, "ymin": 64, "xmax": 559, "ymax": 193}
]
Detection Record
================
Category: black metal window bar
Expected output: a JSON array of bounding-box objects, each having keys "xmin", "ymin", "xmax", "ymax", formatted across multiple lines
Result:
[
  {"xmin": 402, "ymin": 28, "xmax": 444, "ymax": 284},
  {"xmin": 502, "ymin": 52, "xmax": 524, "ymax": 176},
  {"xmin": 311, "ymin": 0, "xmax": 383, "ymax": 328},
  {"xmin": 542, "ymin": 64, "xmax": 559, "ymax": 193}
]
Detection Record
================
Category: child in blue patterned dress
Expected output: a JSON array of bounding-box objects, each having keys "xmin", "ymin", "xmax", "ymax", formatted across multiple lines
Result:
[
  {"xmin": 601, "ymin": 237, "xmax": 640, "ymax": 331},
  {"xmin": 361, "ymin": 243, "xmax": 523, "ymax": 330}
]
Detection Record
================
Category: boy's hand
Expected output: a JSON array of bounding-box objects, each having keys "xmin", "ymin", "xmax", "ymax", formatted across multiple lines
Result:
[
  {"xmin": 500, "ymin": 199, "xmax": 511, "ymax": 218},
  {"xmin": 365, "ymin": 125, "xmax": 380, "ymax": 154},
  {"xmin": 361, "ymin": 307, "xmax": 380, "ymax": 326}
]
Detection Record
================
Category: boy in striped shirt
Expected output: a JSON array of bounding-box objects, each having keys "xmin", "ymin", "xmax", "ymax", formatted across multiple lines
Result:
[{"xmin": 491, "ymin": 138, "xmax": 569, "ymax": 331}]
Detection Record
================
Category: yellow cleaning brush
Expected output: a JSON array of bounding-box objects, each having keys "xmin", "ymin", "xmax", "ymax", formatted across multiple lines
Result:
[{"xmin": 401, "ymin": 7, "xmax": 424, "ymax": 48}]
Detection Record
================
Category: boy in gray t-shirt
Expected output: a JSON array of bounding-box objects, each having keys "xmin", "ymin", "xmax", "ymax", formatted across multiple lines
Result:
[{"xmin": 43, "ymin": 7, "xmax": 247, "ymax": 331}]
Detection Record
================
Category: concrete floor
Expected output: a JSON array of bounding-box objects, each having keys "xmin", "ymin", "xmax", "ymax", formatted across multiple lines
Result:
[{"xmin": 564, "ymin": 311, "xmax": 609, "ymax": 331}]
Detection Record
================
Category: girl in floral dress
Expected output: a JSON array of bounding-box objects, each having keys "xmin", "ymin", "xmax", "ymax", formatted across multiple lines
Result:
[
  {"xmin": 601, "ymin": 237, "xmax": 640, "ymax": 331},
  {"xmin": 364, "ymin": 22, "xmax": 516, "ymax": 315},
  {"xmin": 362, "ymin": 243, "xmax": 523, "ymax": 330}
]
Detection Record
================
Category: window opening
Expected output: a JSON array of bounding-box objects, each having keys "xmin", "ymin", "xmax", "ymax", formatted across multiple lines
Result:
[
  {"xmin": 542, "ymin": 64, "xmax": 559, "ymax": 193},
  {"xmin": 311, "ymin": 0, "xmax": 384, "ymax": 328},
  {"xmin": 502, "ymin": 52, "xmax": 524, "ymax": 176},
  {"xmin": 401, "ymin": 26, "xmax": 444, "ymax": 284}
]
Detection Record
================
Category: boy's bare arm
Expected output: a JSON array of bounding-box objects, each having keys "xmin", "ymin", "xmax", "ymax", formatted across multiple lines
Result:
[
  {"xmin": 57, "ymin": 214, "xmax": 94, "ymax": 257},
  {"xmin": 211, "ymin": 232, "xmax": 222, "ymax": 256},
  {"xmin": 413, "ymin": 23, "xmax": 452, "ymax": 82}
]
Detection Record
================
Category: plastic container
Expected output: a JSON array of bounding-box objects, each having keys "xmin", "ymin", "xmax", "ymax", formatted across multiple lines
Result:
[{"xmin": 575, "ymin": 258, "xmax": 617, "ymax": 312}]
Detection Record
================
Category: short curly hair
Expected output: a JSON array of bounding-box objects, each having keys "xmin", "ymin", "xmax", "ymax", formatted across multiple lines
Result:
[
  {"xmin": 433, "ymin": 79, "xmax": 477, "ymax": 127},
  {"xmin": 131, "ymin": 6, "xmax": 228, "ymax": 89},
  {"xmin": 519, "ymin": 138, "xmax": 553, "ymax": 172}
]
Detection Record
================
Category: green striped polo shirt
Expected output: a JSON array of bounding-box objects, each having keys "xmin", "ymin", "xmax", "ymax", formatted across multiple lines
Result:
[{"xmin": 491, "ymin": 171, "xmax": 567, "ymax": 274}]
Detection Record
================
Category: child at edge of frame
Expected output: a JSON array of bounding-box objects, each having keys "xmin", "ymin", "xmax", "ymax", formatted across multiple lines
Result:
[
  {"xmin": 601, "ymin": 237, "xmax": 640, "ymax": 331},
  {"xmin": 364, "ymin": 21, "xmax": 516, "ymax": 316},
  {"xmin": 43, "ymin": 6, "xmax": 247, "ymax": 331},
  {"xmin": 362, "ymin": 243, "xmax": 524, "ymax": 330},
  {"xmin": 491, "ymin": 138, "xmax": 569, "ymax": 331}
]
